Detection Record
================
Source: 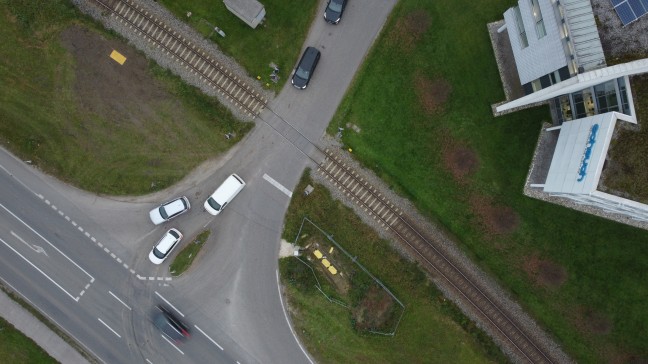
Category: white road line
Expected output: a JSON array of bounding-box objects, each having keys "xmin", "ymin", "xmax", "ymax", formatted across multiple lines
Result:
[
  {"xmin": 154, "ymin": 291, "xmax": 185, "ymax": 317},
  {"xmin": 0, "ymin": 162, "xmax": 43, "ymax": 198},
  {"xmin": 194, "ymin": 325, "xmax": 223, "ymax": 350},
  {"xmin": 276, "ymin": 270, "xmax": 314, "ymax": 364},
  {"xmin": 0, "ymin": 203, "xmax": 95, "ymax": 282},
  {"xmin": 0, "ymin": 237, "xmax": 79, "ymax": 302},
  {"xmin": 161, "ymin": 335, "xmax": 184, "ymax": 355},
  {"xmin": 109, "ymin": 291, "xmax": 132, "ymax": 311},
  {"xmin": 263, "ymin": 173, "xmax": 293, "ymax": 197},
  {"xmin": 145, "ymin": 359, "xmax": 153, "ymax": 364},
  {"xmin": 97, "ymin": 318, "xmax": 121, "ymax": 338}
]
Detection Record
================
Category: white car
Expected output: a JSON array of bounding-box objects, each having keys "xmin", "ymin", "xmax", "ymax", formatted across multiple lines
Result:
[
  {"xmin": 149, "ymin": 196, "xmax": 190, "ymax": 225},
  {"xmin": 204, "ymin": 174, "xmax": 246, "ymax": 216},
  {"xmin": 149, "ymin": 228, "xmax": 183, "ymax": 265}
]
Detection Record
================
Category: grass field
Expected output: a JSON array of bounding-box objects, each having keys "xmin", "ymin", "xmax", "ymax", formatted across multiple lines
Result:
[
  {"xmin": 0, "ymin": 316, "xmax": 56, "ymax": 364},
  {"xmin": 280, "ymin": 171, "xmax": 508, "ymax": 364},
  {"xmin": 156, "ymin": 0, "xmax": 319, "ymax": 91},
  {"xmin": 328, "ymin": 0, "xmax": 648, "ymax": 362},
  {"xmin": 0, "ymin": 0, "xmax": 251, "ymax": 195}
]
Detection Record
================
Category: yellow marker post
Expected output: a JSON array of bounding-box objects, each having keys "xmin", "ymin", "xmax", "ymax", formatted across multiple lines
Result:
[
  {"xmin": 110, "ymin": 50, "xmax": 127, "ymax": 65},
  {"xmin": 313, "ymin": 250, "xmax": 323, "ymax": 259},
  {"xmin": 321, "ymin": 259, "xmax": 331, "ymax": 268},
  {"xmin": 329, "ymin": 247, "xmax": 334, "ymax": 254},
  {"xmin": 328, "ymin": 266, "xmax": 337, "ymax": 275}
]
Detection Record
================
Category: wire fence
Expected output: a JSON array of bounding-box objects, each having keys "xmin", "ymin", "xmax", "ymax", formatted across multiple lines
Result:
[{"xmin": 291, "ymin": 216, "xmax": 406, "ymax": 336}]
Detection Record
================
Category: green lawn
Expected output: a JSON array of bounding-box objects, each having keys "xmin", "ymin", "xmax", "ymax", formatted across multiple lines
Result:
[
  {"xmin": 156, "ymin": 0, "xmax": 319, "ymax": 91},
  {"xmin": 0, "ymin": 316, "xmax": 57, "ymax": 364},
  {"xmin": 281, "ymin": 171, "xmax": 508, "ymax": 364},
  {"xmin": 0, "ymin": 0, "xmax": 251, "ymax": 195},
  {"xmin": 328, "ymin": 0, "xmax": 648, "ymax": 362}
]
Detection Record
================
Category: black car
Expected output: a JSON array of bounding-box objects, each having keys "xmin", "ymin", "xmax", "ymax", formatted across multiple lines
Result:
[
  {"xmin": 153, "ymin": 305, "xmax": 191, "ymax": 343},
  {"xmin": 324, "ymin": 0, "xmax": 348, "ymax": 24},
  {"xmin": 291, "ymin": 47, "xmax": 321, "ymax": 90}
]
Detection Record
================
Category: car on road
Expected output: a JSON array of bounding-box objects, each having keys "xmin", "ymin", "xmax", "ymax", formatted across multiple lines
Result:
[
  {"xmin": 149, "ymin": 196, "xmax": 190, "ymax": 225},
  {"xmin": 324, "ymin": 0, "xmax": 348, "ymax": 24},
  {"xmin": 149, "ymin": 228, "xmax": 183, "ymax": 265},
  {"xmin": 204, "ymin": 174, "xmax": 246, "ymax": 215},
  {"xmin": 291, "ymin": 47, "xmax": 321, "ymax": 90},
  {"xmin": 153, "ymin": 305, "xmax": 190, "ymax": 342}
]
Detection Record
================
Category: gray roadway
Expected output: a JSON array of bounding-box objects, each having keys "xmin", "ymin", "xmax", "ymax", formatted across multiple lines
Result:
[{"xmin": 0, "ymin": 0, "xmax": 397, "ymax": 363}]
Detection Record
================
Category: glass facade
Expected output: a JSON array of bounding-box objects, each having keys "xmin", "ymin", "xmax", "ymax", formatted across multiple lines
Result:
[
  {"xmin": 514, "ymin": 6, "xmax": 529, "ymax": 48},
  {"xmin": 530, "ymin": 0, "xmax": 546, "ymax": 38},
  {"xmin": 553, "ymin": 77, "xmax": 631, "ymax": 123}
]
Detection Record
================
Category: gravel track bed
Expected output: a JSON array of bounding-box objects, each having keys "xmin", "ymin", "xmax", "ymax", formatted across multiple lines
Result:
[
  {"xmin": 314, "ymin": 135, "xmax": 572, "ymax": 364},
  {"xmin": 72, "ymin": 0, "xmax": 273, "ymax": 121}
]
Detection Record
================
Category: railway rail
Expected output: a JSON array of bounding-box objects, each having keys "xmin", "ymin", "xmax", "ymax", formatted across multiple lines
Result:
[
  {"xmin": 85, "ymin": 1, "xmax": 557, "ymax": 361},
  {"xmin": 318, "ymin": 150, "xmax": 555, "ymax": 364},
  {"xmin": 92, "ymin": 0, "xmax": 267, "ymax": 118}
]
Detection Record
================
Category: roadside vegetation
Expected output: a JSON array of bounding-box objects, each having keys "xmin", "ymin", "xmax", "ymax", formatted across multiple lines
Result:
[
  {"xmin": 0, "ymin": 0, "xmax": 251, "ymax": 195},
  {"xmin": 327, "ymin": 0, "xmax": 648, "ymax": 362},
  {"xmin": 169, "ymin": 230, "xmax": 211, "ymax": 276},
  {"xmin": 0, "ymin": 316, "xmax": 56, "ymax": 364},
  {"xmin": 280, "ymin": 171, "xmax": 508, "ymax": 364},
  {"xmin": 157, "ymin": 0, "xmax": 319, "ymax": 91}
]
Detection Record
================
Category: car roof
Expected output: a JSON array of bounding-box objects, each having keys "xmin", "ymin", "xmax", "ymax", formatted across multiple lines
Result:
[
  {"xmin": 301, "ymin": 47, "xmax": 320, "ymax": 66},
  {"xmin": 210, "ymin": 174, "xmax": 245, "ymax": 203},
  {"xmin": 163, "ymin": 198, "xmax": 186, "ymax": 215},
  {"xmin": 155, "ymin": 230, "xmax": 180, "ymax": 255}
]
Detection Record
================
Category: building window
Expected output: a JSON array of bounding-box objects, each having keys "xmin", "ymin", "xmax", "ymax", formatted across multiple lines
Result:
[
  {"xmin": 617, "ymin": 77, "xmax": 631, "ymax": 115},
  {"xmin": 594, "ymin": 81, "xmax": 619, "ymax": 113},
  {"xmin": 530, "ymin": 0, "xmax": 546, "ymax": 38},
  {"xmin": 514, "ymin": 6, "xmax": 529, "ymax": 48}
]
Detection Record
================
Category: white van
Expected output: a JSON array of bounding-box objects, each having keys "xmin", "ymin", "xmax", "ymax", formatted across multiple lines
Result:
[{"xmin": 204, "ymin": 174, "xmax": 246, "ymax": 215}]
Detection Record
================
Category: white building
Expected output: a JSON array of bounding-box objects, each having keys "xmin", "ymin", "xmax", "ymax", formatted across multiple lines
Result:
[{"xmin": 495, "ymin": 0, "xmax": 648, "ymax": 222}]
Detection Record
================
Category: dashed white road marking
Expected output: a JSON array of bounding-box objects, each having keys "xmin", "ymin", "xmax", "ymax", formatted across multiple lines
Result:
[
  {"xmin": 276, "ymin": 270, "xmax": 314, "ymax": 364},
  {"xmin": 194, "ymin": 325, "xmax": 224, "ymax": 350},
  {"xmin": 97, "ymin": 318, "xmax": 121, "ymax": 338},
  {"xmin": 161, "ymin": 334, "xmax": 184, "ymax": 355},
  {"xmin": 263, "ymin": 173, "xmax": 293, "ymax": 197},
  {"xmin": 155, "ymin": 291, "xmax": 184, "ymax": 317},
  {"xmin": 109, "ymin": 291, "xmax": 132, "ymax": 311}
]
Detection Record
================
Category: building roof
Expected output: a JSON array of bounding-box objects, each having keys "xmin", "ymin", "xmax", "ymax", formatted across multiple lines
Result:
[
  {"xmin": 562, "ymin": 0, "xmax": 606, "ymax": 72},
  {"xmin": 223, "ymin": 0, "xmax": 264, "ymax": 20},
  {"xmin": 544, "ymin": 112, "xmax": 634, "ymax": 194}
]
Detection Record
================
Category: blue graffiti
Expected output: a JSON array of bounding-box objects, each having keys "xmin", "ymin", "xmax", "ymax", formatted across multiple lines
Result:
[{"xmin": 577, "ymin": 124, "xmax": 599, "ymax": 182}]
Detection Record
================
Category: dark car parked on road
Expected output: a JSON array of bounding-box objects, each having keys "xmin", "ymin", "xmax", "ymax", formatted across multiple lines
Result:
[
  {"xmin": 324, "ymin": 0, "xmax": 348, "ymax": 24},
  {"xmin": 291, "ymin": 47, "xmax": 321, "ymax": 90}
]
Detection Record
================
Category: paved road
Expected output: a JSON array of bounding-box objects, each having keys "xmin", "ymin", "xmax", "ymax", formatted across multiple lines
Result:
[{"xmin": 0, "ymin": 0, "xmax": 397, "ymax": 363}]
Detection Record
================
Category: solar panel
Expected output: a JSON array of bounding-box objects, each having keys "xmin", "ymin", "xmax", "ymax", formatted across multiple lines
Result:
[
  {"xmin": 612, "ymin": 0, "xmax": 648, "ymax": 25},
  {"xmin": 615, "ymin": 2, "xmax": 637, "ymax": 25},
  {"xmin": 628, "ymin": 0, "xmax": 647, "ymax": 14}
]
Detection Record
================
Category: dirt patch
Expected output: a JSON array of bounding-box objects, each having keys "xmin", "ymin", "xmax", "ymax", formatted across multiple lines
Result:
[
  {"xmin": 59, "ymin": 25, "xmax": 183, "ymax": 125},
  {"xmin": 522, "ymin": 253, "xmax": 568, "ymax": 289},
  {"xmin": 352, "ymin": 285, "xmax": 395, "ymax": 331},
  {"xmin": 573, "ymin": 306, "xmax": 613, "ymax": 335},
  {"xmin": 469, "ymin": 195, "xmax": 520, "ymax": 236},
  {"xmin": 441, "ymin": 135, "xmax": 479, "ymax": 183},
  {"xmin": 387, "ymin": 10, "xmax": 430, "ymax": 53},
  {"xmin": 414, "ymin": 73, "xmax": 451, "ymax": 115}
]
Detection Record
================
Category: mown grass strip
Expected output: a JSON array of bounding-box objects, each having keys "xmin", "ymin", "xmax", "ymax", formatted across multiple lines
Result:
[{"xmin": 170, "ymin": 230, "xmax": 211, "ymax": 276}]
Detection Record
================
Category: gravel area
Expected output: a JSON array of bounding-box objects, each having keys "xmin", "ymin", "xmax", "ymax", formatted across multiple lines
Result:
[
  {"xmin": 591, "ymin": 0, "xmax": 648, "ymax": 60},
  {"xmin": 72, "ymin": 0, "xmax": 273, "ymax": 121},
  {"xmin": 524, "ymin": 123, "xmax": 648, "ymax": 231},
  {"xmin": 314, "ymin": 135, "xmax": 572, "ymax": 364}
]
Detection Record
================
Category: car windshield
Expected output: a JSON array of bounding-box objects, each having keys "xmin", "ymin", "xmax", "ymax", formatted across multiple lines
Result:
[
  {"xmin": 158, "ymin": 206, "xmax": 168, "ymax": 220},
  {"xmin": 328, "ymin": 0, "xmax": 343, "ymax": 12},
  {"xmin": 295, "ymin": 66, "xmax": 310, "ymax": 80},
  {"xmin": 153, "ymin": 247, "xmax": 167, "ymax": 259},
  {"xmin": 207, "ymin": 197, "xmax": 222, "ymax": 211}
]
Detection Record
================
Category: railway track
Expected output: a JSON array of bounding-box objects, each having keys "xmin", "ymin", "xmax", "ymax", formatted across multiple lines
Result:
[
  {"xmin": 92, "ymin": 0, "xmax": 267, "ymax": 118},
  {"xmin": 318, "ymin": 149, "xmax": 554, "ymax": 364}
]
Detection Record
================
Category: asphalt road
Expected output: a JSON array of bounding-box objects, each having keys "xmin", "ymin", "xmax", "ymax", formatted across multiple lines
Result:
[{"xmin": 0, "ymin": 0, "xmax": 398, "ymax": 363}]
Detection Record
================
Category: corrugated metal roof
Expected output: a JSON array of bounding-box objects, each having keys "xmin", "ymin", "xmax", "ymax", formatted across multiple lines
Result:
[{"xmin": 562, "ymin": 0, "xmax": 606, "ymax": 71}]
